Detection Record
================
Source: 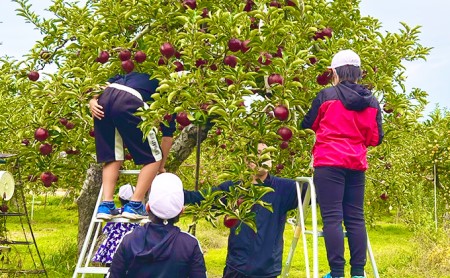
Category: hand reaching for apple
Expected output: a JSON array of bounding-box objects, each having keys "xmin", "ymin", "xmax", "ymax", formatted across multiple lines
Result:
[{"xmin": 89, "ymin": 98, "xmax": 104, "ymax": 120}]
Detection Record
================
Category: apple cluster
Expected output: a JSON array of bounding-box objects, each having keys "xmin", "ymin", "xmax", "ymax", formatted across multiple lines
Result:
[{"xmin": 95, "ymin": 49, "xmax": 147, "ymax": 74}]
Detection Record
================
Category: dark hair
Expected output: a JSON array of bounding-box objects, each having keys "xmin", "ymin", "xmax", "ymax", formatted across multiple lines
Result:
[{"xmin": 335, "ymin": 65, "xmax": 362, "ymax": 82}]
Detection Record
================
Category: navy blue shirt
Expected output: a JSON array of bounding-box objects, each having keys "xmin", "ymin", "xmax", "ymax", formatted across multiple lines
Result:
[
  {"xmin": 184, "ymin": 175, "xmax": 301, "ymax": 277},
  {"xmin": 108, "ymin": 223, "xmax": 206, "ymax": 278},
  {"xmin": 108, "ymin": 72, "xmax": 176, "ymax": 137}
]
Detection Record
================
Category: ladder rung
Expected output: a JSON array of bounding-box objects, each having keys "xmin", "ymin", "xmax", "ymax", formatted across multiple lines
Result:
[
  {"xmin": 75, "ymin": 267, "xmax": 109, "ymax": 274},
  {"xmin": 119, "ymin": 170, "xmax": 140, "ymax": 175}
]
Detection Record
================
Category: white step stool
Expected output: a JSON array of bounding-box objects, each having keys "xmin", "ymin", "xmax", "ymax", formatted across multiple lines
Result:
[
  {"xmin": 282, "ymin": 177, "xmax": 380, "ymax": 278},
  {"xmin": 73, "ymin": 170, "xmax": 148, "ymax": 277}
]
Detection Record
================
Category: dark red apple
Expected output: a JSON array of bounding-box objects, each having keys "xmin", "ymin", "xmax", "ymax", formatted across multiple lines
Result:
[
  {"xmin": 244, "ymin": 0, "xmax": 254, "ymax": 11},
  {"xmin": 314, "ymin": 27, "xmax": 333, "ymax": 40},
  {"xmin": 163, "ymin": 114, "xmax": 173, "ymax": 122},
  {"xmin": 183, "ymin": 0, "xmax": 197, "ymax": 9},
  {"xmin": 258, "ymin": 53, "xmax": 272, "ymax": 65},
  {"xmin": 34, "ymin": 128, "xmax": 49, "ymax": 142},
  {"xmin": 52, "ymin": 174, "xmax": 58, "ymax": 183},
  {"xmin": 277, "ymin": 126, "xmax": 293, "ymax": 141},
  {"xmin": 40, "ymin": 172, "xmax": 53, "ymax": 187},
  {"xmin": 0, "ymin": 204, "xmax": 8, "ymax": 213},
  {"xmin": 39, "ymin": 143, "xmax": 52, "ymax": 156},
  {"xmin": 268, "ymin": 74, "xmax": 284, "ymax": 86},
  {"xmin": 134, "ymin": 50, "xmax": 147, "ymax": 63},
  {"xmin": 125, "ymin": 153, "xmax": 133, "ymax": 160},
  {"xmin": 65, "ymin": 122, "xmax": 75, "ymax": 129},
  {"xmin": 160, "ymin": 42, "xmax": 175, "ymax": 58},
  {"xmin": 274, "ymin": 105, "xmax": 289, "ymax": 121},
  {"xmin": 21, "ymin": 139, "xmax": 30, "ymax": 146},
  {"xmin": 270, "ymin": 0, "xmax": 282, "ymax": 7},
  {"xmin": 280, "ymin": 141, "xmax": 289, "ymax": 149},
  {"xmin": 201, "ymin": 8, "xmax": 209, "ymax": 18},
  {"xmin": 316, "ymin": 70, "xmax": 332, "ymax": 85},
  {"xmin": 173, "ymin": 61, "xmax": 184, "ymax": 72},
  {"xmin": 220, "ymin": 144, "xmax": 226, "ymax": 149},
  {"xmin": 250, "ymin": 17, "xmax": 258, "ymax": 29},
  {"xmin": 59, "ymin": 118, "xmax": 68, "ymax": 126},
  {"xmin": 216, "ymin": 128, "xmax": 222, "ymax": 135},
  {"xmin": 380, "ymin": 193, "xmax": 388, "ymax": 201},
  {"xmin": 228, "ymin": 38, "xmax": 242, "ymax": 52},
  {"xmin": 157, "ymin": 56, "xmax": 166, "ymax": 66},
  {"xmin": 89, "ymin": 129, "xmax": 95, "ymax": 137},
  {"xmin": 175, "ymin": 51, "xmax": 182, "ymax": 59},
  {"xmin": 122, "ymin": 60, "xmax": 135, "ymax": 73},
  {"xmin": 286, "ymin": 0, "xmax": 296, "ymax": 6},
  {"xmin": 309, "ymin": 57, "xmax": 317, "ymax": 64},
  {"xmin": 224, "ymin": 215, "xmax": 239, "ymax": 228},
  {"xmin": 28, "ymin": 174, "xmax": 37, "ymax": 182},
  {"xmin": 276, "ymin": 163, "xmax": 284, "ymax": 171},
  {"xmin": 273, "ymin": 46, "xmax": 283, "ymax": 58},
  {"xmin": 383, "ymin": 104, "xmax": 393, "ymax": 114},
  {"xmin": 224, "ymin": 55, "xmax": 238, "ymax": 68},
  {"xmin": 176, "ymin": 112, "xmax": 191, "ymax": 126},
  {"xmin": 96, "ymin": 51, "xmax": 110, "ymax": 63},
  {"xmin": 241, "ymin": 40, "xmax": 251, "ymax": 53},
  {"xmin": 118, "ymin": 50, "xmax": 131, "ymax": 61},
  {"xmin": 210, "ymin": 64, "xmax": 218, "ymax": 71},
  {"xmin": 225, "ymin": 78, "xmax": 234, "ymax": 86},
  {"xmin": 195, "ymin": 59, "xmax": 207, "ymax": 68},
  {"xmin": 27, "ymin": 71, "xmax": 40, "ymax": 81}
]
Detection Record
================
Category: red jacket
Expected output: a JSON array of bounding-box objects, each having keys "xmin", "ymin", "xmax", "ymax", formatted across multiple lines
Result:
[{"xmin": 301, "ymin": 81, "xmax": 383, "ymax": 171}]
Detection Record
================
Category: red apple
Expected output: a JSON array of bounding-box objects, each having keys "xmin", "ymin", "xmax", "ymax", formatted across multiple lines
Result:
[
  {"xmin": 268, "ymin": 74, "xmax": 284, "ymax": 86},
  {"xmin": 27, "ymin": 71, "xmax": 40, "ymax": 81},
  {"xmin": 273, "ymin": 46, "xmax": 283, "ymax": 58},
  {"xmin": 280, "ymin": 141, "xmax": 289, "ymax": 149},
  {"xmin": 173, "ymin": 61, "xmax": 184, "ymax": 72},
  {"xmin": 270, "ymin": 0, "xmax": 282, "ymax": 7},
  {"xmin": 21, "ymin": 139, "xmax": 30, "ymax": 146},
  {"xmin": 40, "ymin": 172, "xmax": 53, "ymax": 187},
  {"xmin": 313, "ymin": 27, "xmax": 333, "ymax": 40},
  {"xmin": 39, "ymin": 143, "xmax": 52, "ymax": 156},
  {"xmin": 96, "ymin": 51, "xmax": 110, "ymax": 63},
  {"xmin": 183, "ymin": 0, "xmax": 197, "ymax": 9},
  {"xmin": 163, "ymin": 114, "xmax": 173, "ymax": 122},
  {"xmin": 220, "ymin": 144, "xmax": 226, "ymax": 149},
  {"xmin": 195, "ymin": 59, "xmax": 207, "ymax": 68},
  {"xmin": 160, "ymin": 42, "xmax": 175, "ymax": 58},
  {"xmin": 276, "ymin": 163, "xmax": 284, "ymax": 171},
  {"xmin": 52, "ymin": 174, "xmax": 58, "ymax": 183},
  {"xmin": 157, "ymin": 56, "xmax": 166, "ymax": 66},
  {"xmin": 0, "ymin": 204, "xmax": 8, "ymax": 213},
  {"xmin": 201, "ymin": 8, "xmax": 209, "ymax": 18},
  {"xmin": 258, "ymin": 53, "xmax": 272, "ymax": 65},
  {"xmin": 125, "ymin": 153, "xmax": 133, "ymax": 160},
  {"xmin": 286, "ymin": 0, "xmax": 296, "ymax": 6},
  {"xmin": 241, "ymin": 40, "xmax": 251, "ymax": 53},
  {"xmin": 309, "ymin": 57, "xmax": 317, "ymax": 64},
  {"xmin": 228, "ymin": 38, "xmax": 242, "ymax": 52},
  {"xmin": 277, "ymin": 126, "xmax": 293, "ymax": 141},
  {"xmin": 59, "ymin": 118, "xmax": 68, "ymax": 126},
  {"xmin": 176, "ymin": 112, "xmax": 191, "ymax": 126},
  {"xmin": 274, "ymin": 105, "xmax": 289, "ymax": 121},
  {"xmin": 380, "ymin": 193, "xmax": 388, "ymax": 201},
  {"xmin": 28, "ymin": 174, "xmax": 37, "ymax": 182},
  {"xmin": 34, "ymin": 128, "xmax": 49, "ymax": 142},
  {"xmin": 225, "ymin": 78, "xmax": 234, "ymax": 86},
  {"xmin": 118, "ymin": 50, "xmax": 131, "ymax": 61},
  {"xmin": 210, "ymin": 64, "xmax": 218, "ymax": 71},
  {"xmin": 122, "ymin": 60, "xmax": 135, "ymax": 73},
  {"xmin": 224, "ymin": 215, "xmax": 239, "ymax": 228},
  {"xmin": 175, "ymin": 51, "xmax": 182, "ymax": 59},
  {"xmin": 316, "ymin": 70, "xmax": 332, "ymax": 85},
  {"xmin": 134, "ymin": 50, "xmax": 147, "ymax": 63},
  {"xmin": 89, "ymin": 129, "xmax": 95, "ymax": 137},
  {"xmin": 215, "ymin": 128, "xmax": 222, "ymax": 135},
  {"xmin": 224, "ymin": 55, "xmax": 238, "ymax": 68},
  {"xmin": 249, "ymin": 17, "xmax": 258, "ymax": 29},
  {"xmin": 65, "ymin": 122, "xmax": 75, "ymax": 129},
  {"xmin": 244, "ymin": 0, "xmax": 254, "ymax": 11}
]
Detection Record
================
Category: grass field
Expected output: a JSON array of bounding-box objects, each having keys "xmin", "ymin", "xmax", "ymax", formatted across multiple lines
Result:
[{"xmin": 1, "ymin": 194, "xmax": 449, "ymax": 277}]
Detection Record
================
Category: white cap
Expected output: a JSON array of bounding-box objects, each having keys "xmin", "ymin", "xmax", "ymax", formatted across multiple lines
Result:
[
  {"xmin": 118, "ymin": 183, "xmax": 135, "ymax": 201},
  {"xmin": 329, "ymin": 49, "xmax": 361, "ymax": 69},
  {"xmin": 147, "ymin": 173, "xmax": 184, "ymax": 220}
]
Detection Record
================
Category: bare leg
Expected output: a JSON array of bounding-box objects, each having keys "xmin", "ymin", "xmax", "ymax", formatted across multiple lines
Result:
[
  {"xmin": 102, "ymin": 161, "xmax": 123, "ymax": 201},
  {"xmin": 131, "ymin": 161, "xmax": 161, "ymax": 202}
]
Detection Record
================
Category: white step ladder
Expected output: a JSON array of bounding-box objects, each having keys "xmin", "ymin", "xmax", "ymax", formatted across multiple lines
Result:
[
  {"xmin": 73, "ymin": 170, "xmax": 148, "ymax": 277},
  {"xmin": 282, "ymin": 177, "xmax": 380, "ymax": 278}
]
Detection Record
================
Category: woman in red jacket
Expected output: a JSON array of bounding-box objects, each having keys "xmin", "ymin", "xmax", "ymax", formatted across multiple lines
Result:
[{"xmin": 301, "ymin": 50, "xmax": 384, "ymax": 278}]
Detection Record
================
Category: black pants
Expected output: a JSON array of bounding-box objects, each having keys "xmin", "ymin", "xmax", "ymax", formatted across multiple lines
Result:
[
  {"xmin": 314, "ymin": 166, "xmax": 366, "ymax": 277},
  {"xmin": 222, "ymin": 266, "xmax": 277, "ymax": 278}
]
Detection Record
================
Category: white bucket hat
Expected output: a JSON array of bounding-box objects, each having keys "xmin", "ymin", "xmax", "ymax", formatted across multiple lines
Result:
[
  {"xmin": 329, "ymin": 49, "xmax": 361, "ymax": 69},
  {"xmin": 118, "ymin": 183, "xmax": 135, "ymax": 201},
  {"xmin": 147, "ymin": 173, "xmax": 184, "ymax": 220}
]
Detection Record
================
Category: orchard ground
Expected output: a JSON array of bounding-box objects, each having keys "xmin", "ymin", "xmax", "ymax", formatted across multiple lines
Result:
[{"xmin": 4, "ymin": 193, "xmax": 449, "ymax": 278}]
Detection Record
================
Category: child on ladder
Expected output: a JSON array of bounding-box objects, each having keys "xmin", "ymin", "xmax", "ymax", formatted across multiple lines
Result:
[
  {"xmin": 92, "ymin": 183, "xmax": 139, "ymax": 268},
  {"xmin": 89, "ymin": 72, "xmax": 176, "ymax": 220},
  {"xmin": 301, "ymin": 49, "xmax": 384, "ymax": 278}
]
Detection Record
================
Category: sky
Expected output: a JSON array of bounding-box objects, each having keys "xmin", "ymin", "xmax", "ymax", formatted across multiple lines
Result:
[{"xmin": 1, "ymin": 0, "xmax": 449, "ymax": 116}]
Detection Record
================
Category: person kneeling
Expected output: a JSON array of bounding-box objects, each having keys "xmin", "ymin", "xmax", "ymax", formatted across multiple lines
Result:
[{"xmin": 107, "ymin": 173, "xmax": 207, "ymax": 278}]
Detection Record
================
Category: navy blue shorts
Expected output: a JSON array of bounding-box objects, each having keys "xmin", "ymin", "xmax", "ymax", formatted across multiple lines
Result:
[{"xmin": 94, "ymin": 85, "xmax": 162, "ymax": 165}]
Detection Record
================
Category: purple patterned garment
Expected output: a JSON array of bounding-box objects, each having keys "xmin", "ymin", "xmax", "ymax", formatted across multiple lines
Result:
[{"xmin": 92, "ymin": 222, "xmax": 138, "ymax": 264}]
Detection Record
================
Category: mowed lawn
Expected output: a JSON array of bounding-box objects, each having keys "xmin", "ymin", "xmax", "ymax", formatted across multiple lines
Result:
[{"xmin": 2, "ymin": 195, "xmax": 449, "ymax": 277}]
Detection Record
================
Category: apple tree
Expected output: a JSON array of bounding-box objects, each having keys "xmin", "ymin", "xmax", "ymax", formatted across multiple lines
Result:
[{"xmin": 0, "ymin": 0, "xmax": 431, "ymax": 246}]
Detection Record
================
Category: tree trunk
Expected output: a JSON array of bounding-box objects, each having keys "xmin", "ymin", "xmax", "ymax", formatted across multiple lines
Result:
[
  {"xmin": 76, "ymin": 163, "xmax": 102, "ymax": 254},
  {"xmin": 75, "ymin": 123, "xmax": 213, "ymax": 253}
]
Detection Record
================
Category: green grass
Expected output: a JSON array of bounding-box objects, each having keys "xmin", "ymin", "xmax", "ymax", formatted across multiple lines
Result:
[{"xmin": 1, "ymin": 194, "xmax": 449, "ymax": 277}]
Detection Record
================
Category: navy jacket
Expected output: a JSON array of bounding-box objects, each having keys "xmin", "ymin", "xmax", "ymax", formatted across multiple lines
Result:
[
  {"xmin": 184, "ymin": 175, "xmax": 300, "ymax": 277},
  {"xmin": 108, "ymin": 72, "xmax": 176, "ymax": 137},
  {"xmin": 301, "ymin": 81, "xmax": 383, "ymax": 171},
  {"xmin": 107, "ymin": 223, "xmax": 207, "ymax": 278}
]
